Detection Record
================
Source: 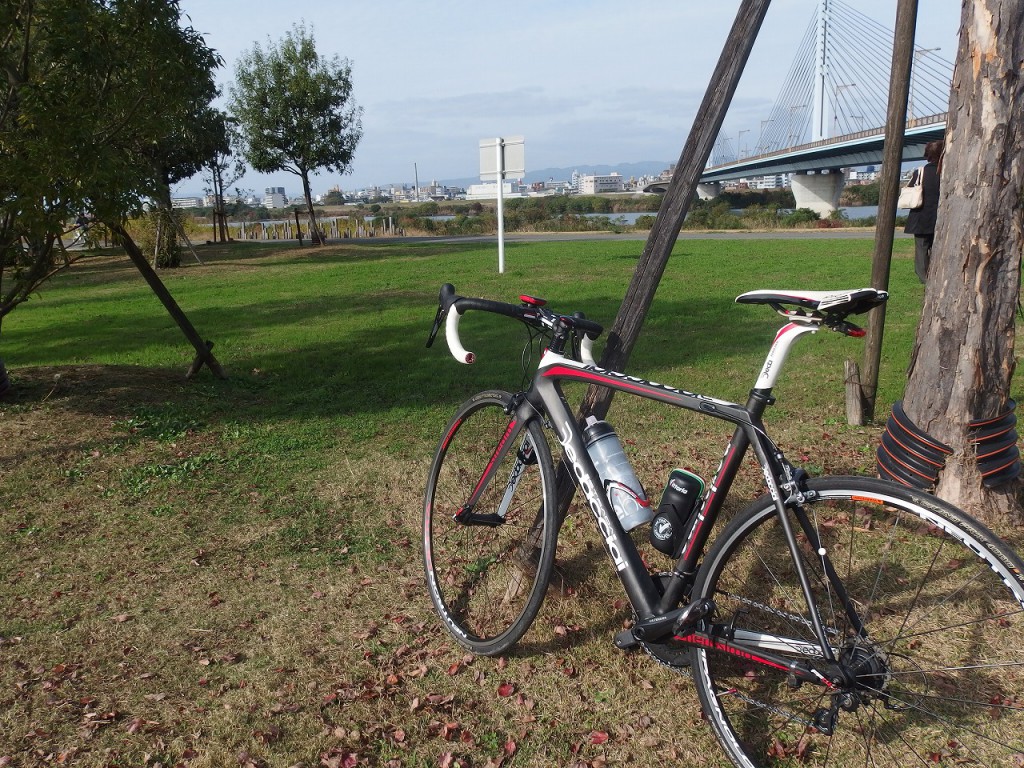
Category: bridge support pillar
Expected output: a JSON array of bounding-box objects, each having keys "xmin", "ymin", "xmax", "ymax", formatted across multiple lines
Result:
[
  {"xmin": 697, "ymin": 182, "xmax": 722, "ymax": 200},
  {"xmin": 790, "ymin": 170, "xmax": 845, "ymax": 217}
]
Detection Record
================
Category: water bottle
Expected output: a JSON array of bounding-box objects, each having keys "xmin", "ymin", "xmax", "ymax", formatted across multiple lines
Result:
[
  {"xmin": 583, "ymin": 417, "xmax": 652, "ymax": 531},
  {"xmin": 649, "ymin": 469, "xmax": 705, "ymax": 557}
]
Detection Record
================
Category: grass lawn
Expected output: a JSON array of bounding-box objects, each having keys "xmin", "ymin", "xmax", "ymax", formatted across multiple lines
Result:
[{"xmin": 0, "ymin": 235, "xmax": 1008, "ymax": 767}]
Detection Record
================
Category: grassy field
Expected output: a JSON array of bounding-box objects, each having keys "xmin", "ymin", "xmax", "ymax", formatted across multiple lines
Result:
[{"xmin": 0, "ymin": 235, "xmax": 999, "ymax": 767}]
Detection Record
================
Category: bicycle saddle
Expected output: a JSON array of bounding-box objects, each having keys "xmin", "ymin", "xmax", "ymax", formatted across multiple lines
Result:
[{"xmin": 735, "ymin": 288, "xmax": 887, "ymax": 316}]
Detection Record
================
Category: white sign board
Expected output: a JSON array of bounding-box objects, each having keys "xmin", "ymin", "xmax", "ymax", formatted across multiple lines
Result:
[
  {"xmin": 480, "ymin": 136, "xmax": 525, "ymax": 180},
  {"xmin": 478, "ymin": 136, "xmax": 525, "ymax": 274}
]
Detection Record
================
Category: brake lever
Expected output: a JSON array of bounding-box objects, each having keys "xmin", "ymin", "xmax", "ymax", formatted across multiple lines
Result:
[
  {"xmin": 427, "ymin": 283, "xmax": 459, "ymax": 348},
  {"xmin": 426, "ymin": 302, "xmax": 446, "ymax": 348}
]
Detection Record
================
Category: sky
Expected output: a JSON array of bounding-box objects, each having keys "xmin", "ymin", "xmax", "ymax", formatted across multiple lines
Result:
[{"xmin": 179, "ymin": 0, "xmax": 963, "ymax": 198}]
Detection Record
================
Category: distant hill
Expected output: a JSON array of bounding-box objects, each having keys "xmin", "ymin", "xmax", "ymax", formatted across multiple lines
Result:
[{"xmin": 440, "ymin": 160, "xmax": 672, "ymax": 189}]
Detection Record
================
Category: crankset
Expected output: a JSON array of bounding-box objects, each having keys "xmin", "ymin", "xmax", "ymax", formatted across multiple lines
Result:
[{"xmin": 638, "ymin": 574, "xmax": 697, "ymax": 672}]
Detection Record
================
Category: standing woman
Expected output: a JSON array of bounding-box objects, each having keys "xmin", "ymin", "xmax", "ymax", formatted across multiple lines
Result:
[{"xmin": 904, "ymin": 139, "xmax": 944, "ymax": 282}]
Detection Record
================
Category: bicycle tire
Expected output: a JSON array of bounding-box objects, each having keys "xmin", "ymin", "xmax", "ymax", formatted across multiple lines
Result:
[
  {"xmin": 423, "ymin": 390, "xmax": 558, "ymax": 656},
  {"xmin": 690, "ymin": 475, "xmax": 1024, "ymax": 767}
]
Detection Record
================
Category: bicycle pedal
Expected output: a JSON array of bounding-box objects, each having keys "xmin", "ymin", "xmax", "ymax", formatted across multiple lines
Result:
[{"xmin": 614, "ymin": 628, "xmax": 639, "ymax": 650}]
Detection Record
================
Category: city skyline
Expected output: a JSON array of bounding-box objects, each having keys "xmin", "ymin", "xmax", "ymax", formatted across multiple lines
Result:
[{"xmin": 180, "ymin": 1, "xmax": 962, "ymax": 197}]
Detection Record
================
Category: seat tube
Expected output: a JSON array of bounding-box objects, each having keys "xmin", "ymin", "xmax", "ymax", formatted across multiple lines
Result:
[{"xmin": 658, "ymin": 389, "xmax": 773, "ymax": 613}]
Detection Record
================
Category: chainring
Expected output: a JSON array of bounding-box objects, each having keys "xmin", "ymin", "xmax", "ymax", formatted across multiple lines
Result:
[{"xmin": 638, "ymin": 573, "xmax": 695, "ymax": 674}]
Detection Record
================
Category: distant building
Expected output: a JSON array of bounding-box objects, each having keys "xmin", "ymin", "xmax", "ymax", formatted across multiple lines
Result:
[
  {"xmin": 171, "ymin": 196, "xmax": 203, "ymax": 209},
  {"xmin": 750, "ymin": 174, "xmax": 789, "ymax": 190},
  {"xmin": 263, "ymin": 187, "xmax": 287, "ymax": 208},
  {"xmin": 465, "ymin": 181, "xmax": 526, "ymax": 200},
  {"xmin": 578, "ymin": 173, "xmax": 624, "ymax": 194},
  {"xmin": 848, "ymin": 168, "xmax": 880, "ymax": 183}
]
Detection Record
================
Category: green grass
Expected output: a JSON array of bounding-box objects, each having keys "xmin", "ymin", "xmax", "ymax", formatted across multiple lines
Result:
[
  {"xmin": 0, "ymin": 235, "xmax": 996, "ymax": 767},
  {"xmin": 5, "ymin": 237, "xmax": 924, "ymax": 410}
]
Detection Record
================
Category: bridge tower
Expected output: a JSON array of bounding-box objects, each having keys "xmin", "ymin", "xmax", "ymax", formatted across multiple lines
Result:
[
  {"xmin": 792, "ymin": 0, "xmax": 845, "ymax": 216},
  {"xmin": 811, "ymin": 0, "xmax": 831, "ymax": 142}
]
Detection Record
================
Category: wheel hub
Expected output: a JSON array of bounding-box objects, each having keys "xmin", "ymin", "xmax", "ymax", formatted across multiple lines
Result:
[{"xmin": 840, "ymin": 640, "xmax": 891, "ymax": 700}]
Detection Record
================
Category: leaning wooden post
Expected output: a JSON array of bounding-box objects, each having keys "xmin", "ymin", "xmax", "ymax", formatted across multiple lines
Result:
[
  {"xmin": 552, "ymin": 0, "xmax": 774, "ymax": 527},
  {"xmin": 110, "ymin": 224, "xmax": 227, "ymax": 380},
  {"xmin": 852, "ymin": 0, "xmax": 918, "ymax": 424}
]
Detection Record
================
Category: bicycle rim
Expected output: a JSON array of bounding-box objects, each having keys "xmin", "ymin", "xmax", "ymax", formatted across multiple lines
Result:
[
  {"xmin": 423, "ymin": 390, "xmax": 557, "ymax": 656},
  {"xmin": 691, "ymin": 476, "xmax": 1024, "ymax": 767}
]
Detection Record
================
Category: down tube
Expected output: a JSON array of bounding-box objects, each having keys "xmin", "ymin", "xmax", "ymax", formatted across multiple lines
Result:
[{"xmin": 533, "ymin": 363, "xmax": 754, "ymax": 620}]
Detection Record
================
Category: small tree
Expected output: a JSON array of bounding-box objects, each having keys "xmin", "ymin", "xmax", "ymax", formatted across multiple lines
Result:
[
  {"xmin": 203, "ymin": 113, "xmax": 247, "ymax": 243},
  {"xmin": 0, "ymin": 0, "xmax": 224, "ymax": 380},
  {"xmin": 147, "ymin": 103, "xmax": 228, "ymax": 267},
  {"xmin": 229, "ymin": 24, "xmax": 363, "ymax": 245},
  {"xmin": 1, "ymin": 0, "xmax": 221, "ymax": 296}
]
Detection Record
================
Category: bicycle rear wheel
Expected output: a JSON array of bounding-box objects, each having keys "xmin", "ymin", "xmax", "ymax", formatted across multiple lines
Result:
[
  {"xmin": 423, "ymin": 390, "xmax": 558, "ymax": 656},
  {"xmin": 691, "ymin": 475, "xmax": 1024, "ymax": 767}
]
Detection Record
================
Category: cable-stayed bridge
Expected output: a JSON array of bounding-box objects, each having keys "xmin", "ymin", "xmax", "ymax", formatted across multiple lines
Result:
[{"xmin": 689, "ymin": 0, "xmax": 954, "ymax": 214}]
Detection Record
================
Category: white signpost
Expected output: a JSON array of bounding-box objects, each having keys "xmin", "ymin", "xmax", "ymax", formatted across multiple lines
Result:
[{"xmin": 479, "ymin": 136, "xmax": 525, "ymax": 273}]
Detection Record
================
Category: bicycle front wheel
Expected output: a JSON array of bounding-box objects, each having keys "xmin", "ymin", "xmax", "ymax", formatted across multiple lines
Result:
[
  {"xmin": 691, "ymin": 475, "xmax": 1024, "ymax": 767},
  {"xmin": 423, "ymin": 390, "xmax": 558, "ymax": 656}
]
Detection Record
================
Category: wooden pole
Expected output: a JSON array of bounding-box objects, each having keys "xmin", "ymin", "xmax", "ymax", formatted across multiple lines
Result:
[
  {"xmin": 110, "ymin": 223, "xmax": 227, "ymax": 380},
  {"xmin": 553, "ymin": 0, "xmax": 774, "ymax": 525},
  {"xmin": 171, "ymin": 215, "xmax": 203, "ymax": 265},
  {"xmin": 854, "ymin": 0, "xmax": 918, "ymax": 424},
  {"xmin": 582, "ymin": 0, "xmax": 773, "ymax": 415}
]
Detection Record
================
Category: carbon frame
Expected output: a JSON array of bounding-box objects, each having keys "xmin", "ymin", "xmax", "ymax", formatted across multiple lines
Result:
[{"xmin": 527, "ymin": 350, "xmax": 841, "ymax": 662}]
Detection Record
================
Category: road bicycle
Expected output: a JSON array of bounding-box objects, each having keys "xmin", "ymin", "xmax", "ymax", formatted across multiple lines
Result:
[{"xmin": 422, "ymin": 282, "xmax": 1024, "ymax": 767}]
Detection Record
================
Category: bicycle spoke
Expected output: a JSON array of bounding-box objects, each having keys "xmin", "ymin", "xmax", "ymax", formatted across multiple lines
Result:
[{"xmin": 691, "ymin": 478, "xmax": 1024, "ymax": 767}]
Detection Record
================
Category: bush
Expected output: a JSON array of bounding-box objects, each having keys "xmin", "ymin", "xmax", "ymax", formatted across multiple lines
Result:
[{"xmin": 781, "ymin": 208, "xmax": 820, "ymax": 227}]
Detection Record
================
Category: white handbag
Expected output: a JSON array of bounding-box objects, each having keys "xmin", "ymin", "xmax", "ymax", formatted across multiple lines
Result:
[{"xmin": 898, "ymin": 168, "xmax": 924, "ymax": 210}]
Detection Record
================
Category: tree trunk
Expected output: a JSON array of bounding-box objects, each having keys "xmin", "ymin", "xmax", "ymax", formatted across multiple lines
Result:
[
  {"xmin": 901, "ymin": 0, "xmax": 1024, "ymax": 528},
  {"xmin": 301, "ymin": 172, "xmax": 323, "ymax": 245},
  {"xmin": 0, "ymin": 357, "xmax": 10, "ymax": 397},
  {"xmin": 153, "ymin": 180, "xmax": 181, "ymax": 268}
]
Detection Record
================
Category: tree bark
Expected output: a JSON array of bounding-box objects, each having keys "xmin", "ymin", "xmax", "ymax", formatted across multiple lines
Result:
[
  {"xmin": 153, "ymin": 179, "xmax": 182, "ymax": 268},
  {"xmin": 901, "ymin": 0, "xmax": 1024, "ymax": 527},
  {"xmin": 301, "ymin": 171, "xmax": 324, "ymax": 245}
]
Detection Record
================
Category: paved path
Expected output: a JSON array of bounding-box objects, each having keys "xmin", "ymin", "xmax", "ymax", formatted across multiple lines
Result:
[{"xmin": 334, "ymin": 228, "xmax": 909, "ymax": 247}]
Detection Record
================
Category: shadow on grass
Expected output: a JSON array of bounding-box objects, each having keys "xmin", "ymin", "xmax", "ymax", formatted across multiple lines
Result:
[{"xmin": 4, "ymin": 287, "xmax": 775, "ymax": 433}]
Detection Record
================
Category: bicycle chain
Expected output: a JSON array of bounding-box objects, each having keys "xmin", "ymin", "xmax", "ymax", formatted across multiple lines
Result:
[
  {"xmin": 720, "ymin": 590, "xmax": 840, "ymax": 639},
  {"xmin": 720, "ymin": 687, "xmax": 818, "ymax": 729},
  {"xmin": 636, "ymin": 579, "xmax": 834, "ymax": 723}
]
